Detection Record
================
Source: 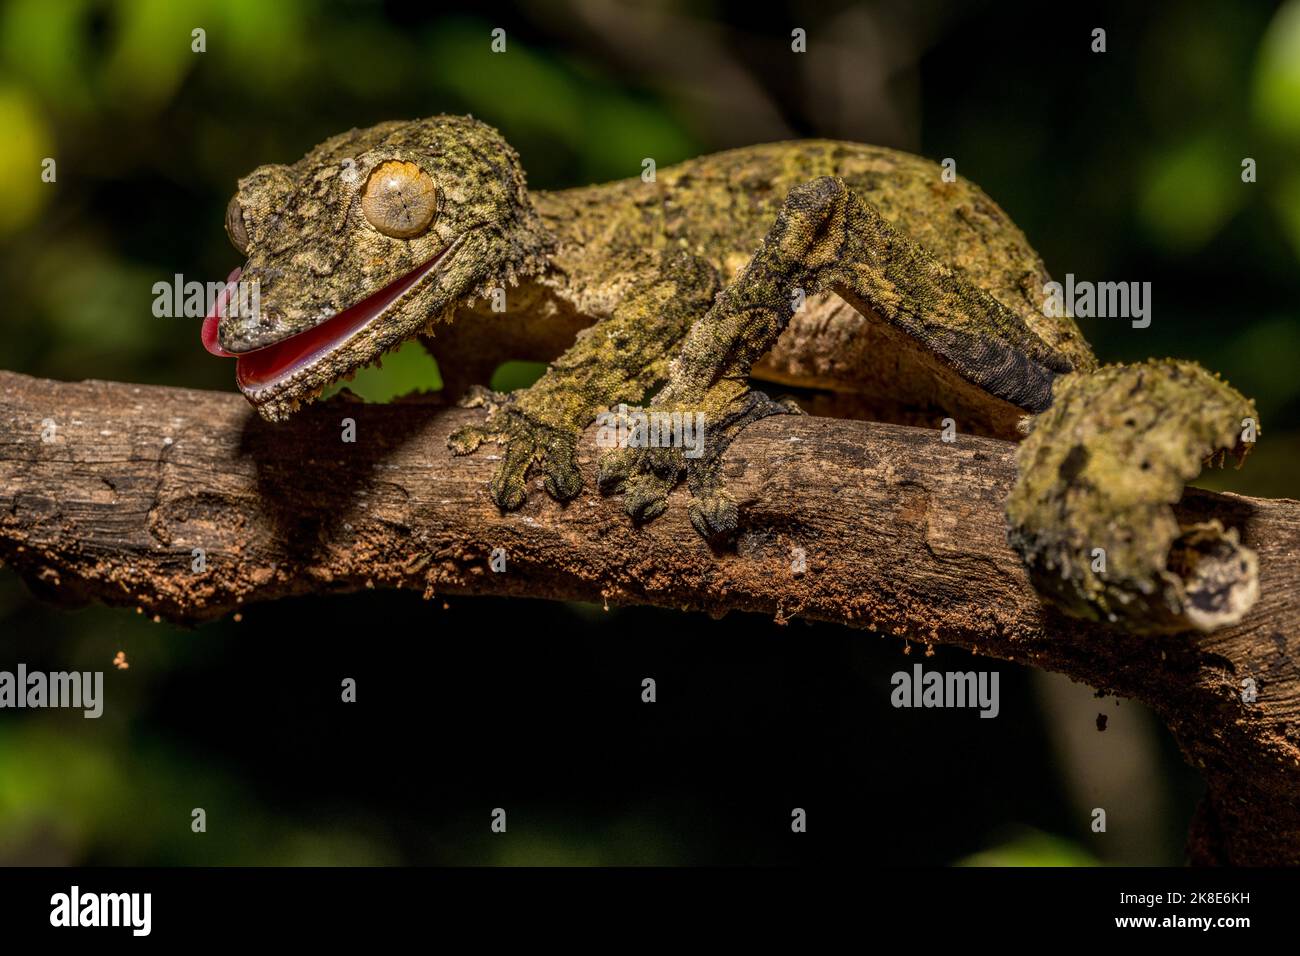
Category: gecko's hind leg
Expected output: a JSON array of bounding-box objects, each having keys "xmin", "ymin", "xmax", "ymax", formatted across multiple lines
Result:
[
  {"xmin": 449, "ymin": 250, "xmax": 720, "ymax": 510},
  {"xmin": 599, "ymin": 175, "xmax": 1074, "ymax": 541}
]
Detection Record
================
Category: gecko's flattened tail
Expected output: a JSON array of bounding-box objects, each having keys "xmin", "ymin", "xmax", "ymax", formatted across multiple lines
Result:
[{"xmin": 1006, "ymin": 358, "xmax": 1260, "ymax": 634}]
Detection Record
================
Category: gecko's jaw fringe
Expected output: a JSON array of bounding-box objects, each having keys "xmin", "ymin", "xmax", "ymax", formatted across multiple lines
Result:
[
  {"xmin": 235, "ymin": 245, "xmax": 450, "ymax": 395},
  {"xmin": 202, "ymin": 242, "xmax": 458, "ymax": 419}
]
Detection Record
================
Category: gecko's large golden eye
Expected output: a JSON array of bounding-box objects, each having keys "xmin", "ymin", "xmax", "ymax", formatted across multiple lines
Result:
[
  {"xmin": 361, "ymin": 160, "xmax": 440, "ymax": 239},
  {"xmin": 225, "ymin": 195, "xmax": 250, "ymax": 255}
]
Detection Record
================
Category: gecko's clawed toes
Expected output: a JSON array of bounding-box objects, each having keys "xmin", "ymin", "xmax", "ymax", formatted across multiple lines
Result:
[
  {"xmin": 684, "ymin": 451, "xmax": 740, "ymax": 542},
  {"xmin": 687, "ymin": 491, "xmax": 739, "ymax": 541},
  {"xmin": 488, "ymin": 473, "xmax": 528, "ymax": 511},
  {"xmin": 447, "ymin": 423, "xmax": 490, "ymax": 455},
  {"xmin": 594, "ymin": 446, "xmax": 635, "ymax": 494},
  {"xmin": 621, "ymin": 475, "xmax": 672, "ymax": 523},
  {"xmin": 597, "ymin": 437, "xmax": 684, "ymax": 523},
  {"xmin": 596, "ymin": 445, "xmax": 678, "ymax": 493},
  {"xmin": 487, "ymin": 434, "xmax": 540, "ymax": 510},
  {"xmin": 450, "ymin": 393, "xmax": 586, "ymax": 510},
  {"xmin": 541, "ymin": 440, "xmax": 582, "ymax": 502},
  {"xmin": 596, "ymin": 389, "xmax": 795, "ymax": 538}
]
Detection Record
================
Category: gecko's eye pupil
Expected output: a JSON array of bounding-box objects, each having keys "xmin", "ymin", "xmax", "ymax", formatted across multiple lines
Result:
[
  {"xmin": 361, "ymin": 160, "xmax": 439, "ymax": 239},
  {"xmin": 225, "ymin": 195, "xmax": 250, "ymax": 255}
]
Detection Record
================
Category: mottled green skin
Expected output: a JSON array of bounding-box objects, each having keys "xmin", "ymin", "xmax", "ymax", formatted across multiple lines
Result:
[
  {"xmin": 1007, "ymin": 360, "xmax": 1259, "ymax": 634},
  {"xmin": 596, "ymin": 175, "xmax": 1079, "ymax": 538},
  {"xmin": 222, "ymin": 115, "xmax": 551, "ymax": 419},
  {"xmin": 447, "ymin": 250, "xmax": 721, "ymax": 508},
  {"xmin": 532, "ymin": 140, "xmax": 1097, "ymax": 375},
  {"xmin": 221, "ymin": 114, "xmax": 1261, "ymax": 633}
]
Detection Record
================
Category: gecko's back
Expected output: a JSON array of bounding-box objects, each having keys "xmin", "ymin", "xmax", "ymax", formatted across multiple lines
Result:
[{"xmin": 532, "ymin": 141, "xmax": 1093, "ymax": 372}]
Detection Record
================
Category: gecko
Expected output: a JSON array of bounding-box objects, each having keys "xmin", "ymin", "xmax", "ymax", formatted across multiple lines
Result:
[{"xmin": 202, "ymin": 114, "xmax": 1261, "ymax": 635}]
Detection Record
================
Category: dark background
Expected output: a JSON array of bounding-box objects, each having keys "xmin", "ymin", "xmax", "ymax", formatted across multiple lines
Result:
[{"xmin": 0, "ymin": 0, "xmax": 1295, "ymax": 864}]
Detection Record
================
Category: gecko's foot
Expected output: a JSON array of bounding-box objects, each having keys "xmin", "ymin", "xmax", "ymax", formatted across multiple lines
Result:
[
  {"xmin": 597, "ymin": 389, "xmax": 801, "ymax": 541},
  {"xmin": 1007, "ymin": 359, "xmax": 1260, "ymax": 634},
  {"xmin": 448, "ymin": 385, "xmax": 583, "ymax": 509}
]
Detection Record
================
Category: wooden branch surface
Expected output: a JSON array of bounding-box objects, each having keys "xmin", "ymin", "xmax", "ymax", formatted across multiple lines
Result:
[{"xmin": 1, "ymin": 370, "xmax": 1297, "ymax": 864}]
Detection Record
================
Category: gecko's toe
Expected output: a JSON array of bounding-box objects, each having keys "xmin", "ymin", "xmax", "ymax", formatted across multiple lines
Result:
[
  {"xmin": 594, "ymin": 446, "xmax": 634, "ymax": 493},
  {"xmin": 687, "ymin": 491, "xmax": 739, "ymax": 541},
  {"xmin": 597, "ymin": 441, "xmax": 683, "ymax": 523},
  {"xmin": 542, "ymin": 439, "xmax": 582, "ymax": 502},
  {"xmin": 448, "ymin": 423, "xmax": 491, "ymax": 455},
  {"xmin": 596, "ymin": 389, "xmax": 795, "ymax": 538},
  {"xmin": 452, "ymin": 393, "xmax": 587, "ymax": 510},
  {"xmin": 622, "ymin": 475, "xmax": 672, "ymax": 523},
  {"xmin": 684, "ymin": 449, "xmax": 740, "ymax": 542},
  {"xmin": 487, "ymin": 435, "xmax": 539, "ymax": 510}
]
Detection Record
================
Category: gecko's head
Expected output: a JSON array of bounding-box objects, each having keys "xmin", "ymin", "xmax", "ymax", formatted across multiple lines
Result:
[{"xmin": 203, "ymin": 115, "xmax": 552, "ymax": 420}]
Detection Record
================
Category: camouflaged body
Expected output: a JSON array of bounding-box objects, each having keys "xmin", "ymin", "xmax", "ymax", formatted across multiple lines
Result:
[
  {"xmin": 533, "ymin": 139, "xmax": 1097, "ymax": 375},
  {"xmin": 220, "ymin": 115, "xmax": 1261, "ymax": 634},
  {"xmin": 226, "ymin": 117, "xmax": 1095, "ymax": 427},
  {"xmin": 525, "ymin": 141, "xmax": 1098, "ymax": 437}
]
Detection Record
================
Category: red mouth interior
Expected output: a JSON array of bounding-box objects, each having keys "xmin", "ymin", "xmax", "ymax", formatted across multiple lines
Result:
[{"xmin": 202, "ymin": 249, "xmax": 447, "ymax": 393}]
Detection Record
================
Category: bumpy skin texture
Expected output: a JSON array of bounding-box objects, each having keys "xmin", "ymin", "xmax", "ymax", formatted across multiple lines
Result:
[
  {"xmin": 222, "ymin": 116, "xmax": 552, "ymax": 420},
  {"xmin": 598, "ymin": 175, "xmax": 1077, "ymax": 539},
  {"xmin": 1007, "ymin": 360, "xmax": 1259, "ymax": 634},
  {"xmin": 447, "ymin": 250, "xmax": 721, "ymax": 510},
  {"xmin": 218, "ymin": 114, "xmax": 1261, "ymax": 633}
]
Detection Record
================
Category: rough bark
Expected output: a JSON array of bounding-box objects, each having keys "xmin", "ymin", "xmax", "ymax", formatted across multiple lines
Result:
[{"xmin": 1, "ymin": 370, "xmax": 1297, "ymax": 864}]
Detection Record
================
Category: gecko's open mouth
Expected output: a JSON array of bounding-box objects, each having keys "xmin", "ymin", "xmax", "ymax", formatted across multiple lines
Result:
[{"xmin": 201, "ymin": 244, "xmax": 451, "ymax": 397}]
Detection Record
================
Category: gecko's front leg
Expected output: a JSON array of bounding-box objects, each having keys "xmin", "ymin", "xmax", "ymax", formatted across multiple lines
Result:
[
  {"xmin": 598, "ymin": 175, "xmax": 1074, "ymax": 541},
  {"xmin": 449, "ymin": 250, "xmax": 719, "ymax": 509}
]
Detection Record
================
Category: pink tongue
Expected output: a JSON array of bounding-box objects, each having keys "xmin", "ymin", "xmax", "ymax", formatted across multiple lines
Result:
[{"xmin": 201, "ymin": 267, "xmax": 243, "ymax": 357}]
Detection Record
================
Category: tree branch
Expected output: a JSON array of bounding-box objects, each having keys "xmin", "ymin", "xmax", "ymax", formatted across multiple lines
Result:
[{"xmin": 1, "ymin": 370, "xmax": 1297, "ymax": 864}]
